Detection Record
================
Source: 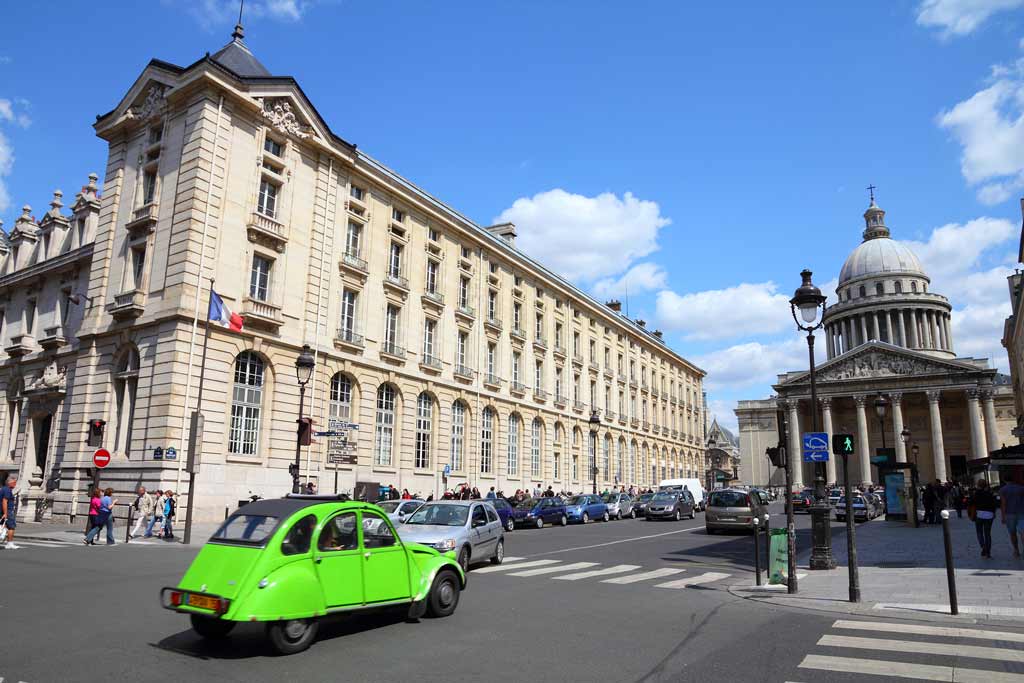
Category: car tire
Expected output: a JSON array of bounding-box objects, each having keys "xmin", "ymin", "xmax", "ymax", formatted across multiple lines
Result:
[
  {"xmin": 457, "ymin": 546, "xmax": 471, "ymax": 572},
  {"xmin": 490, "ymin": 538, "xmax": 504, "ymax": 565},
  {"xmin": 560, "ymin": 514, "xmax": 567, "ymax": 526},
  {"xmin": 602, "ymin": 511, "xmax": 610, "ymax": 523},
  {"xmin": 630, "ymin": 509, "xmax": 636, "ymax": 519},
  {"xmin": 505, "ymin": 517, "xmax": 515, "ymax": 532},
  {"xmin": 190, "ymin": 614, "xmax": 235, "ymax": 640},
  {"xmin": 582, "ymin": 512, "xmax": 590, "ymax": 524},
  {"xmin": 535, "ymin": 517, "xmax": 544, "ymax": 529},
  {"xmin": 266, "ymin": 618, "xmax": 319, "ymax": 655},
  {"xmin": 427, "ymin": 569, "xmax": 461, "ymax": 618},
  {"xmin": 674, "ymin": 510, "xmax": 680, "ymax": 522},
  {"xmin": 689, "ymin": 509, "xmax": 695, "ymax": 520}
]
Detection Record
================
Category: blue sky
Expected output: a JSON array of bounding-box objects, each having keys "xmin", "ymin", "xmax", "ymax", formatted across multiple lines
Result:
[{"xmin": 1, "ymin": 0, "xmax": 1023, "ymax": 431}]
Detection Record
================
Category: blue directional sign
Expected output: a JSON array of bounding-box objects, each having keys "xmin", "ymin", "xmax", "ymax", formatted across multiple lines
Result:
[
  {"xmin": 443, "ymin": 464, "xmax": 451, "ymax": 477},
  {"xmin": 802, "ymin": 432, "xmax": 829, "ymax": 463}
]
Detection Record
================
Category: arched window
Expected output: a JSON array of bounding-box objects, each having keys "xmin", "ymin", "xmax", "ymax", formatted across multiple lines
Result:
[
  {"xmin": 113, "ymin": 347, "xmax": 140, "ymax": 457},
  {"xmin": 875, "ymin": 283, "xmax": 884, "ymax": 296},
  {"xmin": 859, "ymin": 285, "xmax": 866, "ymax": 298},
  {"xmin": 507, "ymin": 414, "xmax": 520, "ymax": 476},
  {"xmin": 911, "ymin": 281, "xmax": 918, "ymax": 293},
  {"xmin": 531, "ymin": 418, "xmax": 542, "ymax": 479},
  {"xmin": 374, "ymin": 385, "xmax": 396, "ymax": 466},
  {"xmin": 414, "ymin": 392, "xmax": 433, "ymax": 469},
  {"xmin": 329, "ymin": 373, "xmax": 353, "ymax": 420},
  {"xmin": 894, "ymin": 281, "xmax": 902, "ymax": 294},
  {"xmin": 229, "ymin": 351, "xmax": 264, "ymax": 455},
  {"xmin": 480, "ymin": 407, "xmax": 494, "ymax": 474},
  {"xmin": 450, "ymin": 401, "xmax": 465, "ymax": 472}
]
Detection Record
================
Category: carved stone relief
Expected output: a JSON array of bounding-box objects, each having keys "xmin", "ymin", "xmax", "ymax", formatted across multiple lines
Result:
[
  {"xmin": 127, "ymin": 84, "xmax": 168, "ymax": 122},
  {"xmin": 256, "ymin": 97, "xmax": 312, "ymax": 139}
]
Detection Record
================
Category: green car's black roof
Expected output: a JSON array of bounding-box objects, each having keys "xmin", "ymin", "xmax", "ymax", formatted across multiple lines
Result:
[{"xmin": 236, "ymin": 496, "xmax": 366, "ymax": 519}]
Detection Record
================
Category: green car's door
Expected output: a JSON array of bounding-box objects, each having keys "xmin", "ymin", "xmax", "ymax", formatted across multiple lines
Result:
[
  {"xmin": 314, "ymin": 511, "xmax": 364, "ymax": 608},
  {"xmin": 360, "ymin": 510, "xmax": 411, "ymax": 604}
]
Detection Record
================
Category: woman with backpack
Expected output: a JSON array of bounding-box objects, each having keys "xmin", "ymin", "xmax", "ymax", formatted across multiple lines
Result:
[{"xmin": 162, "ymin": 491, "xmax": 176, "ymax": 539}]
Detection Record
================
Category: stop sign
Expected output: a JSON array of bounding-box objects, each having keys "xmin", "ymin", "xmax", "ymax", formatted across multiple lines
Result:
[{"xmin": 93, "ymin": 448, "xmax": 111, "ymax": 468}]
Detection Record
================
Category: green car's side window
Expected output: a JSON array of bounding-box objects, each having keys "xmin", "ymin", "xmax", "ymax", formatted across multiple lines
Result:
[
  {"xmin": 318, "ymin": 512, "xmax": 358, "ymax": 552},
  {"xmin": 362, "ymin": 512, "xmax": 397, "ymax": 549},
  {"xmin": 281, "ymin": 514, "xmax": 317, "ymax": 556}
]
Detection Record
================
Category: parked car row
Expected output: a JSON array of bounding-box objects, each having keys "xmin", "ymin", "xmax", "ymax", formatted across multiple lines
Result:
[{"xmin": 834, "ymin": 494, "xmax": 880, "ymax": 522}]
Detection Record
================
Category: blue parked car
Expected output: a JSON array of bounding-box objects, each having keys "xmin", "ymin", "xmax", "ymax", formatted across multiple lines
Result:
[
  {"xmin": 510, "ymin": 497, "xmax": 568, "ymax": 528},
  {"xmin": 484, "ymin": 497, "xmax": 515, "ymax": 532},
  {"xmin": 565, "ymin": 494, "xmax": 610, "ymax": 524}
]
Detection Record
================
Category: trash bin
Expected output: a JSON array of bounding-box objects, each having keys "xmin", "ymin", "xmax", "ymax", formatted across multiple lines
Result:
[{"xmin": 768, "ymin": 528, "xmax": 789, "ymax": 585}]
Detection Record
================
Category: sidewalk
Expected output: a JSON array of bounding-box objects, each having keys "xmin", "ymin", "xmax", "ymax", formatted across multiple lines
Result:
[
  {"xmin": 10, "ymin": 519, "xmax": 222, "ymax": 546},
  {"xmin": 729, "ymin": 511, "xmax": 1024, "ymax": 625}
]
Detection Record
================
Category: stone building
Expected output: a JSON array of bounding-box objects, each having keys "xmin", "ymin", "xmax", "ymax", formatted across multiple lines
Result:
[
  {"xmin": 1001, "ymin": 200, "xmax": 1024, "ymax": 448},
  {"xmin": 703, "ymin": 418, "xmax": 739, "ymax": 489},
  {"xmin": 0, "ymin": 26, "xmax": 705, "ymax": 521},
  {"xmin": 736, "ymin": 197, "xmax": 1015, "ymax": 488}
]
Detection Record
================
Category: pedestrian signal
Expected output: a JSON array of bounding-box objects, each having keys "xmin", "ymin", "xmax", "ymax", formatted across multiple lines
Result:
[{"xmin": 833, "ymin": 434, "xmax": 855, "ymax": 455}]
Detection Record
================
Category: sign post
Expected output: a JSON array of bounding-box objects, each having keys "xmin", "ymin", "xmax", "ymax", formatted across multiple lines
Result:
[
  {"xmin": 93, "ymin": 449, "xmax": 111, "ymax": 469},
  {"xmin": 833, "ymin": 432, "xmax": 860, "ymax": 603}
]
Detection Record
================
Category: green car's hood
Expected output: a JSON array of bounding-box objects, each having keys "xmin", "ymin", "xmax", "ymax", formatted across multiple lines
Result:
[{"xmin": 178, "ymin": 542, "xmax": 264, "ymax": 600}]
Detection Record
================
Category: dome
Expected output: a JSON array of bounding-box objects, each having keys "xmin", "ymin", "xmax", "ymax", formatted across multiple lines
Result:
[{"xmin": 838, "ymin": 237, "xmax": 926, "ymax": 285}]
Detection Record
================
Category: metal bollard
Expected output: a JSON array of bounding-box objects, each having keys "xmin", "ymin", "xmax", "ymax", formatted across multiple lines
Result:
[
  {"xmin": 940, "ymin": 510, "xmax": 959, "ymax": 615},
  {"xmin": 753, "ymin": 517, "xmax": 762, "ymax": 586},
  {"xmin": 126, "ymin": 506, "xmax": 134, "ymax": 544}
]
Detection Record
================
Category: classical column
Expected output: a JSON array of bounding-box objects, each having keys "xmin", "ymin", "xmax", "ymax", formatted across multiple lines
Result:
[
  {"xmin": 966, "ymin": 388, "xmax": 988, "ymax": 460},
  {"xmin": 890, "ymin": 392, "xmax": 906, "ymax": 463},
  {"xmin": 927, "ymin": 390, "xmax": 947, "ymax": 482},
  {"xmin": 897, "ymin": 308, "xmax": 906, "ymax": 347},
  {"xmin": 821, "ymin": 397, "xmax": 837, "ymax": 484},
  {"xmin": 825, "ymin": 326, "xmax": 834, "ymax": 360},
  {"xmin": 871, "ymin": 311, "xmax": 881, "ymax": 342},
  {"xmin": 854, "ymin": 394, "xmax": 872, "ymax": 486},
  {"xmin": 982, "ymin": 389, "xmax": 999, "ymax": 454},
  {"xmin": 846, "ymin": 317, "xmax": 856, "ymax": 349},
  {"xmin": 908, "ymin": 309, "xmax": 919, "ymax": 348},
  {"xmin": 784, "ymin": 399, "xmax": 803, "ymax": 489},
  {"xmin": 860, "ymin": 316, "xmax": 869, "ymax": 347},
  {"xmin": 886, "ymin": 310, "xmax": 895, "ymax": 344},
  {"xmin": 945, "ymin": 314, "xmax": 954, "ymax": 351},
  {"xmin": 937, "ymin": 315, "xmax": 947, "ymax": 350},
  {"xmin": 930, "ymin": 311, "xmax": 939, "ymax": 349}
]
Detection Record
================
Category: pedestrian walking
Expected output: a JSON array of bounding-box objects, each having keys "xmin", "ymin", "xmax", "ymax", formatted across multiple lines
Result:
[
  {"xmin": 129, "ymin": 486, "xmax": 154, "ymax": 539},
  {"xmin": 147, "ymin": 489, "xmax": 165, "ymax": 538},
  {"xmin": 0, "ymin": 474, "xmax": 20, "ymax": 549},
  {"xmin": 84, "ymin": 487, "xmax": 102, "ymax": 543},
  {"xmin": 486, "ymin": 487, "xmax": 496, "ymax": 499},
  {"xmin": 84, "ymin": 488, "xmax": 117, "ymax": 545},
  {"xmin": 923, "ymin": 483, "xmax": 937, "ymax": 524},
  {"xmin": 305, "ymin": 481, "xmax": 316, "ymax": 495},
  {"xmin": 162, "ymin": 491, "xmax": 177, "ymax": 539},
  {"xmin": 952, "ymin": 483, "xmax": 965, "ymax": 518},
  {"xmin": 970, "ymin": 480, "xmax": 998, "ymax": 558},
  {"xmin": 1000, "ymin": 472, "xmax": 1024, "ymax": 558}
]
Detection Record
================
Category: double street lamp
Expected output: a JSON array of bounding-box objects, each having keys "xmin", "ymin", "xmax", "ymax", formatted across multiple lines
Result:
[
  {"xmin": 901, "ymin": 428, "xmax": 920, "ymax": 528},
  {"xmin": 790, "ymin": 269, "xmax": 836, "ymax": 571},
  {"xmin": 589, "ymin": 410, "xmax": 602, "ymax": 494},
  {"xmin": 292, "ymin": 344, "xmax": 316, "ymax": 494}
]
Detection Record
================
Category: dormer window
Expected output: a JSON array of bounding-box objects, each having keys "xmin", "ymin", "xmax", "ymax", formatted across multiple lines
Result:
[{"xmin": 263, "ymin": 136, "xmax": 283, "ymax": 158}]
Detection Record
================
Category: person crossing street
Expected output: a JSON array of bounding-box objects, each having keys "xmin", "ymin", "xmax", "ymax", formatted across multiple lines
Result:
[
  {"xmin": 1, "ymin": 474, "xmax": 19, "ymax": 550},
  {"xmin": 129, "ymin": 486, "xmax": 154, "ymax": 539}
]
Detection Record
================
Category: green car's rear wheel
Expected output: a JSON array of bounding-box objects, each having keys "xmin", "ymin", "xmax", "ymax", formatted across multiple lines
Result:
[
  {"xmin": 190, "ymin": 614, "xmax": 235, "ymax": 640},
  {"xmin": 427, "ymin": 570, "xmax": 460, "ymax": 618},
  {"xmin": 266, "ymin": 618, "xmax": 319, "ymax": 655}
]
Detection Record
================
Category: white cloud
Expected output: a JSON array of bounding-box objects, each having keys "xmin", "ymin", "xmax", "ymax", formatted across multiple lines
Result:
[
  {"xmin": 592, "ymin": 262, "xmax": 668, "ymax": 300},
  {"xmin": 175, "ymin": 0, "xmax": 313, "ymax": 31},
  {"xmin": 707, "ymin": 398, "xmax": 740, "ymax": 434},
  {"xmin": 494, "ymin": 189, "xmax": 670, "ymax": 282},
  {"xmin": 0, "ymin": 57, "xmax": 11, "ymax": 65},
  {"xmin": 938, "ymin": 58, "xmax": 1024, "ymax": 204},
  {"xmin": 916, "ymin": 0, "xmax": 1024, "ymax": 39},
  {"xmin": 0, "ymin": 97, "xmax": 30, "ymax": 216},
  {"xmin": 904, "ymin": 217, "xmax": 1016, "ymax": 283},
  {"xmin": 693, "ymin": 338, "xmax": 813, "ymax": 393},
  {"xmin": 655, "ymin": 281, "xmax": 793, "ymax": 342},
  {"xmin": 0, "ymin": 130, "xmax": 11, "ymax": 213},
  {"xmin": 951, "ymin": 301, "xmax": 1012, "ymax": 370},
  {"xmin": 0, "ymin": 98, "xmax": 30, "ymax": 129}
]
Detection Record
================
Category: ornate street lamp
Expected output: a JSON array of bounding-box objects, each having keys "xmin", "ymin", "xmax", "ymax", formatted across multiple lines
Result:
[
  {"xmin": 292, "ymin": 344, "xmax": 316, "ymax": 494},
  {"xmin": 790, "ymin": 269, "xmax": 835, "ymax": 570},
  {"xmin": 589, "ymin": 410, "xmax": 602, "ymax": 494},
  {"xmin": 900, "ymin": 428, "xmax": 919, "ymax": 528}
]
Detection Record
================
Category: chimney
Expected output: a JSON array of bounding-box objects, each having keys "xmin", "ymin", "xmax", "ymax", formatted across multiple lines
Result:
[
  {"xmin": 636, "ymin": 319, "xmax": 646, "ymax": 328},
  {"xmin": 653, "ymin": 330, "xmax": 663, "ymax": 340},
  {"xmin": 485, "ymin": 222, "xmax": 517, "ymax": 247},
  {"xmin": 606, "ymin": 299, "xmax": 621, "ymax": 312}
]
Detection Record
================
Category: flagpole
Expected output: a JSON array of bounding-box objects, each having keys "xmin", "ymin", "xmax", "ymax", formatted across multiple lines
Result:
[{"xmin": 183, "ymin": 278, "xmax": 215, "ymax": 545}]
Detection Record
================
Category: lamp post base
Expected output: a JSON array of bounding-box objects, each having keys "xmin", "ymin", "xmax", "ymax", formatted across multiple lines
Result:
[{"xmin": 808, "ymin": 502, "xmax": 836, "ymax": 570}]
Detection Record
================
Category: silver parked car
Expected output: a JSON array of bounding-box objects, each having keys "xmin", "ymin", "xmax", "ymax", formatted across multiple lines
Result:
[
  {"xmin": 646, "ymin": 491, "xmax": 695, "ymax": 521},
  {"xmin": 602, "ymin": 492, "xmax": 635, "ymax": 519},
  {"xmin": 376, "ymin": 498, "xmax": 424, "ymax": 524},
  {"xmin": 395, "ymin": 500, "xmax": 505, "ymax": 571},
  {"xmin": 705, "ymin": 488, "xmax": 767, "ymax": 534}
]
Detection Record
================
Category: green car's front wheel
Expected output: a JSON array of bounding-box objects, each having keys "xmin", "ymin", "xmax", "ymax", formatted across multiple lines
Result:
[
  {"xmin": 190, "ymin": 614, "xmax": 235, "ymax": 640},
  {"xmin": 427, "ymin": 570, "xmax": 460, "ymax": 618},
  {"xmin": 267, "ymin": 618, "xmax": 319, "ymax": 655}
]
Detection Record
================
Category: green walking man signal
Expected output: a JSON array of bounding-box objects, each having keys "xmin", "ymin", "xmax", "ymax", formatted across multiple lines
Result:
[{"xmin": 833, "ymin": 434, "xmax": 855, "ymax": 455}]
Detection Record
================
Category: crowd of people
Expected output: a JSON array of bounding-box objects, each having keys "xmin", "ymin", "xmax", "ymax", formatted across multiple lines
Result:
[{"xmin": 378, "ymin": 482, "xmax": 658, "ymax": 504}]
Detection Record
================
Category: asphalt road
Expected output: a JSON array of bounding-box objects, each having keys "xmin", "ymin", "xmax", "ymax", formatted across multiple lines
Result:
[{"xmin": 3, "ymin": 504, "xmax": 1024, "ymax": 682}]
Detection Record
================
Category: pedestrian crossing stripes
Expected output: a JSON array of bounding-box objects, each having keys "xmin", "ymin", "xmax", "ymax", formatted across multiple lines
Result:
[
  {"xmin": 474, "ymin": 557, "xmax": 736, "ymax": 590},
  {"xmin": 3, "ymin": 537, "xmax": 182, "ymax": 550},
  {"xmin": 796, "ymin": 618, "xmax": 1024, "ymax": 682}
]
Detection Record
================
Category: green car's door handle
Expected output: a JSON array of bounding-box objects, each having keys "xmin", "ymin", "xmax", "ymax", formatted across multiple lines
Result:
[
  {"xmin": 314, "ymin": 556, "xmax": 322, "ymax": 564},
  {"xmin": 363, "ymin": 551, "xmax": 371, "ymax": 559}
]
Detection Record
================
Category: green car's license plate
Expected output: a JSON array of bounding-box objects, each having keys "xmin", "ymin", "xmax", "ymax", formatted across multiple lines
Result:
[{"xmin": 185, "ymin": 593, "xmax": 219, "ymax": 610}]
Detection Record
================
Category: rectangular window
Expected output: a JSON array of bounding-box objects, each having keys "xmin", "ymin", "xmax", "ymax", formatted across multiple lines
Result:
[
  {"xmin": 573, "ymin": 373, "xmax": 580, "ymax": 401},
  {"xmin": 590, "ymin": 340, "xmax": 596, "ymax": 361},
  {"xmin": 148, "ymin": 126, "xmax": 163, "ymax": 145},
  {"xmin": 461, "ymin": 246, "xmax": 471, "ymax": 259},
  {"xmin": 77, "ymin": 219, "xmax": 86, "ymax": 247},
  {"xmin": 618, "ymin": 353, "xmax": 624, "ymax": 374},
  {"xmin": 535, "ymin": 361, "xmax": 543, "ymax": 390},
  {"xmin": 142, "ymin": 171, "xmax": 157, "ymax": 206},
  {"xmin": 264, "ymin": 137, "xmax": 282, "ymax": 157},
  {"xmin": 392, "ymin": 207, "xmax": 404, "ymax": 224},
  {"xmin": 590, "ymin": 381, "xmax": 597, "ymax": 407},
  {"xmin": 423, "ymin": 319, "xmax": 436, "ymax": 360},
  {"xmin": 513, "ymin": 303, "xmax": 522, "ymax": 330},
  {"xmin": 388, "ymin": 243, "xmax": 403, "ymax": 279},
  {"xmin": 426, "ymin": 260, "xmax": 439, "ymax": 294},
  {"xmin": 487, "ymin": 343, "xmax": 496, "ymax": 376},
  {"xmin": 488, "ymin": 290, "xmax": 497, "ymax": 320},
  {"xmin": 535, "ymin": 313, "xmax": 544, "ymax": 340},
  {"xmin": 574, "ymin": 331, "xmax": 580, "ymax": 355},
  {"xmin": 555, "ymin": 323, "xmax": 563, "ymax": 348},
  {"xmin": 249, "ymin": 255, "xmax": 271, "ymax": 301},
  {"xmin": 257, "ymin": 179, "xmax": 278, "ymax": 218},
  {"xmin": 512, "ymin": 351, "xmax": 521, "ymax": 383},
  {"xmin": 385, "ymin": 305, "xmax": 400, "ymax": 348},
  {"xmin": 457, "ymin": 332, "xmax": 469, "ymax": 367},
  {"xmin": 131, "ymin": 246, "xmax": 146, "ymax": 289},
  {"xmin": 415, "ymin": 396, "xmax": 431, "ymax": 470},
  {"xmin": 340, "ymin": 289, "xmax": 357, "ymax": 337},
  {"xmin": 428, "ymin": 227, "xmax": 439, "ymax": 242},
  {"xmin": 346, "ymin": 221, "xmax": 362, "ymax": 257},
  {"xmin": 25, "ymin": 300, "xmax": 36, "ymax": 337},
  {"xmin": 60, "ymin": 291, "xmax": 71, "ymax": 325},
  {"xmin": 555, "ymin": 368, "xmax": 563, "ymax": 397},
  {"xmin": 350, "ymin": 184, "xmax": 365, "ymax": 201},
  {"xmin": 480, "ymin": 409, "xmax": 493, "ymax": 474},
  {"xmin": 459, "ymin": 276, "xmax": 470, "ymax": 308}
]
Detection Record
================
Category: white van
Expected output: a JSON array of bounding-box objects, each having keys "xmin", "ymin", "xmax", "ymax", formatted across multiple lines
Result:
[{"xmin": 658, "ymin": 478, "xmax": 707, "ymax": 511}]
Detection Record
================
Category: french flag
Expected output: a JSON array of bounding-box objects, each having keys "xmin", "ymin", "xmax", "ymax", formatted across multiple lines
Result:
[{"xmin": 209, "ymin": 290, "xmax": 244, "ymax": 332}]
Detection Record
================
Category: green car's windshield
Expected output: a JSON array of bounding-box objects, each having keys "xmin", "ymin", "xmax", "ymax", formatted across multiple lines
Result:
[
  {"xmin": 376, "ymin": 501, "xmax": 400, "ymax": 513},
  {"xmin": 404, "ymin": 504, "xmax": 469, "ymax": 526},
  {"xmin": 211, "ymin": 513, "xmax": 279, "ymax": 545}
]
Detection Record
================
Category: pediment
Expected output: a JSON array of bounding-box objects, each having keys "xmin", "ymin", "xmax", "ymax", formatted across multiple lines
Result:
[
  {"xmin": 777, "ymin": 342, "xmax": 986, "ymax": 388},
  {"xmin": 254, "ymin": 95, "xmax": 316, "ymax": 141}
]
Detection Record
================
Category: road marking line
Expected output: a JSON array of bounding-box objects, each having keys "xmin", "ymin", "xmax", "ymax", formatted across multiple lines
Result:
[
  {"xmin": 553, "ymin": 564, "xmax": 641, "ymax": 581},
  {"xmin": 529, "ymin": 526, "xmax": 702, "ymax": 557},
  {"xmin": 502, "ymin": 556, "xmax": 525, "ymax": 563},
  {"xmin": 12, "ymin": 541, "xmax": 69, "ymax": 548},
  {"xmin": 833, "ymin": 619, "xmax": 1024, "ymax": 643},
  {"xmin": 655, "ymin": 572, "xmax": 730, "ymax": 589},
  {"xmin": 799, "ymin": 653, "xmax": 1024, "ymax": 682},
  {"xmin": 818, "ymin": 634, "xmax": 1024, "ymax": 663},
  {"xmin": 602, "ymin": 568, "xmax": 685, "ymax": 584},
  {"xmin": 875, "ymin": 602, "xmax": 1024, "ymax": 617},
  {"xmin": 473, "ymin": 559, "xmax": 561, "ymax": 574},
  {"xmin": 507, "ymin": 562, "xmax": 598, "ymax": 577}
]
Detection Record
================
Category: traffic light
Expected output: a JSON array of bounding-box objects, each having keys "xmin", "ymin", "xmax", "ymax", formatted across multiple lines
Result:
[
  {"xmin": 766, "ymin": 446, "xmax": 787, "ymax": 468},
  {"xmin": 87, "ymin": 419, "xmax": 106, "ymax": 448},
  {"xmin": 297, "ymin": 417, "xmax": 313, "ymax": 446},
  {"xmin": 833, "ymin": 433, "xmax": 855, "ymax": 456},
  {"xmin": 288, "ymin": 463, "xmax": 299, "ymax": 478}
]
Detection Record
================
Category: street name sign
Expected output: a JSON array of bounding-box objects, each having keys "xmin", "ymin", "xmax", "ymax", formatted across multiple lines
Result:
[{"xmin": 802, "ymin": 432, "xmax": 829, "ymax": 462}]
